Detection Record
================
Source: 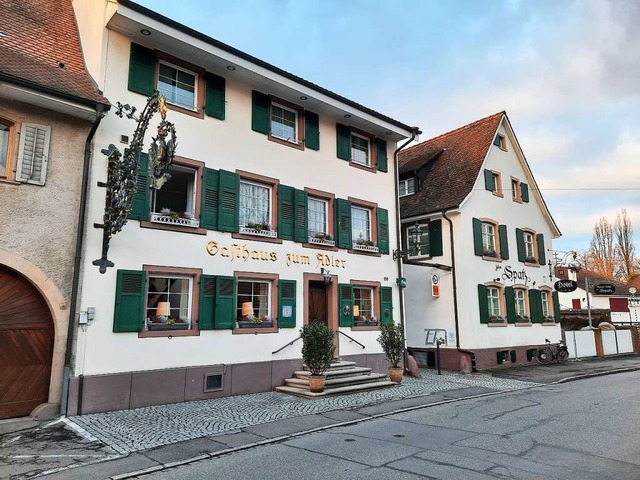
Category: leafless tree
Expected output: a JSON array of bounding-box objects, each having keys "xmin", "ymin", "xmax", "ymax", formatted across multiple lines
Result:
[
  {"xmin": 586, "ymin": 217, "xmax": 616, "ymax": 278},
  {"xmin": 614, "ymin": 208, "xmax": 637, "ymax": 282}
]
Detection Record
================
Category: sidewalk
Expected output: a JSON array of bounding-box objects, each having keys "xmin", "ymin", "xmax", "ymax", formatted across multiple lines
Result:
[{"xmin": 2, "ymin": 355, "xmax": 638, "ymax": 480}]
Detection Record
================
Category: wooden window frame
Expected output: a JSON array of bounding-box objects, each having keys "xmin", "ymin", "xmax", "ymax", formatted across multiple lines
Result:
[
  {"xmin": 399, "ymin": 178, "xmax": 416, "ymax": 197},
  {"xmin": 233, "ymin": 170, "xmax": 282, "ymax": 244},
  {"xmin": 154, "ymin": 52, "xmax": 205, "ymax": 119},
  {"xmin": 540, "ymin": 288, "xmax": 556, "ymax": 324},
  {"xmin": 139, "ymin": 265, "xmax": 202, "ymax": 338},
  {"xmin": 232, "ymin": 271, "xmax": 279, "ymax": 334},
  {"xmin": 350, "ymin": 280, "xmax": 381, "ymax": 331},
  {"xmin": 404, "ymin": 221, "xmax": 430, "ymax": 260},
  {"xmin": 267, "ymin": 96, "xmax": 304, "ymax": 150},
  {"xmin": 348, "ymin": 196, "xmax": 380, "ymax": 257},
  {"xmin": 349, "ymin": 127, "xmax": 377, "ymax": 173},
  {"xmin": 511, "ymin": 177, "xmax": 523, "ymax": 203},
  {"xmin": 491, "ymin": 171, "xmax": 503, "ymax": 197},
  {"xmin": 513, "ymin": 285, "xmax": 531, "ymax": 323},
  {"xmin": 496, "ymin": 133, "xmax": 507, "ymax": 151},
  {"xmin": 522, "ymin": 228, "xmax": 540, "ymax": 266},
  {"xmin": 303, "ymin": 187, "xmax": 337, "ymax": 251},
  {"xmin": 140, "ymin": 156, "xmax": 207, "ymax": 235},
  {"xmin": 0, "ymin": 116, "xmax": 17, "ymax": 182},
  {"xmin": 480, "ymin": 217, "xmax": 501, "ymax": 261},
  {"xmin": 485, "ymin": 282, "xmax": 507, "ymax": 325}
]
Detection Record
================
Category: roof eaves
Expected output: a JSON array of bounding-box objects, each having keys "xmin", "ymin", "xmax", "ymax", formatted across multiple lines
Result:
[{"xmin": 117, "ymin": 0, "xmax": 414, "ymax": 133}]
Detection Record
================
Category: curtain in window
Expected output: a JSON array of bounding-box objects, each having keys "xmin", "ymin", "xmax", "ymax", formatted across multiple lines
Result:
[
  {"xmin": 240, "ymin": 183, "xmax": 270, "ymax": 226},
  {"xmin": 351, "ymin": 208, "xmax": 370, "ymax": 241}
]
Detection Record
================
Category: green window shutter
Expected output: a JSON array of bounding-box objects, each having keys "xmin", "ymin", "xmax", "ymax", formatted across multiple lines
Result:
[
  {"xmin": 251, "ymin": 91, "xmax": 270, "ymax": 134},
  {"xmin": 294, "ymin": 189, "xmax": 309, "ymax": 243},
  {"xmin": 338, "ymin": 283, "xmax": 354, "ymax": 327},
  {"xmin": 516, "ymin": 228, "xmax": 526, "ymax": 262},
  {"xmin": 493, "ymin": 135, "xmax": 502, "ymax": 147},
  {"xmin": 537, "ymin": 233, "xmax": 546, "ymax": 265},
  {"xmin": 278, "ymin": 280, "xmax": 296, "ymax": 328},
  {"xmin": 429, "ymin": 219, "xmax": 443, "ymax": 257},
  {"xmin": 214, "ymin": 276, "xmax": 236, "ymax": 329},
  {"xmin": 304, "ymin": 111, "xmax": 320, "ymax": 150},
  {"xmin": 529, "ymin": 289, "xmax": 542, "ymax": 323},
  {"xmin": 499, "ymin": 224, "xmax": 509, "ymax": 260},
  {"xmin": 505, "ymin": 286, "xmax": 517, "ymax": 324},
  {"xmin": 521, "ymin": 183, "xmax": 529, "ymax": 202},
  {"xmin": 478, "ymin": 284, "xmax": 489, "ymax": 324},
  {"xmin": 200, "ymin": 168, "xmax": 219, "ymax": 230},
  {"xmin": 204, "ymin": 73, "xmax": 225, "ymax": 120},
  {"xmin": 334, "ymin": 198, "xmax": 352, "ymax": 249},
  {"xmin": 129, "ymin": 152, "xmax": 150, "ymax": 221},
  {"xmin": 376, "ymin": 139, "xmax": 388, "ymax": 172},
  {"xmin": 218, "ymin": 170, "xmax": 239, "ymax": 232},
  {"xmin": 380, "ymin": 287, "xmax": 393, "ymax": 326},
  {"xmin": 336, "ymin": 123, "xmax": 351, "ymax": 160},
  {"xmin": 199, "ymin": 275, "xmax": 216, "ymax": 330},
  {"xmin": 113, "ymin": 270, "xmax": 145, "ymax": 332},
  {"xmin": 484, "ymin": 169, "xmax": 495, "ymax": 192},
  {"xmin": 277, "ymin": 184, "xmax": 295, "ymax": 241},
  {"xmin": 128, "ymin": 43, "xmax": 155, "ymax": 96},
  {"xmin": 472, "ymin": 218, "xmax": 483, "ymax": 256},
  {"xmin": 376, "ymin": 207, "xmax": 390, "ymax": 254},
  {"xmin": 552, "ymin": 291, "xmax": 561, "ymax": 323}
]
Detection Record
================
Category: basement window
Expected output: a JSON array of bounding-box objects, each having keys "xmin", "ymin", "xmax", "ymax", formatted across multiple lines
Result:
[{"xmin": 204, "ymin": 373, "xmax": 223, "ymax": 392}]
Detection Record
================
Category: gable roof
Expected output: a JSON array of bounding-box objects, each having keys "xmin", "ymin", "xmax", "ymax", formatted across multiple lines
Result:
[
  {"xmin": 0, "ymin": 0, "xmax": 109, "ymax": 107},
  {"xmin": 399, "ymin": 112, "xmax": 503, "ymax": 218}
]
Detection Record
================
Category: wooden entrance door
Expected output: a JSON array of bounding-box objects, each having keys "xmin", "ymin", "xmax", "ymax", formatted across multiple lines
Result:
[
  {"xmin": 0, "ymin": 266, "xmax": 54, "ymax": 418},
  {"xmin": 308, "ymin": 281, "xmax": 327, "ymax": 325}
]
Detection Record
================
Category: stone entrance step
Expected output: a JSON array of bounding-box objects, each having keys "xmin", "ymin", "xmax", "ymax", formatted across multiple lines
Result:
[
  {"xmin": 285, "ymin": 372, "xmax": 389, "ymax": 389},
  {"xmin": 293, "ymin": 366, "xmax": 372, "ymax": 379},
  {"xmin": 275, "ymin": 380, "xmax": 397, "ymax": 398}
]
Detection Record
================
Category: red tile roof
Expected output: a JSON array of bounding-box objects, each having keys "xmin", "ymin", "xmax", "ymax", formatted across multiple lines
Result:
[
  {"xmin": 399, "ymin": 112, "xmax": 504, "ymax": 218},
  {"xmin": 0, "ymin": 0, "xmax": 109, "ymax": 107}
]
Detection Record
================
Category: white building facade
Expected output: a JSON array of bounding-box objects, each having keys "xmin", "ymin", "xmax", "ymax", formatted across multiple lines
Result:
[
  {"xmin": 399, "ymin": 112, "xmax": 562, "ymax": 371},
  {"xmin": 69, "ymin": 0, "xmax": 416, "ymax": 413}
]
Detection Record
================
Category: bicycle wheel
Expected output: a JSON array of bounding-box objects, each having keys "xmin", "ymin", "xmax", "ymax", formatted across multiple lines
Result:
[
  {"xmin": 536, "ymin": 347, "xmax": 553, "ymax": 364},
  {"xmin": 557, "ymin": 349, "xmax": 569, "ymax": 365}
]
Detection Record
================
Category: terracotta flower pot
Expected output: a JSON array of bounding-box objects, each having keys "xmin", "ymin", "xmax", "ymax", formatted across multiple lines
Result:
[
  {"xmin": 388, "ymin": 367, "xmax": 404, "ymax": 384},
  {"xmin": 308, "ymin": 375, "xmax": 326, "ymax": 393}
]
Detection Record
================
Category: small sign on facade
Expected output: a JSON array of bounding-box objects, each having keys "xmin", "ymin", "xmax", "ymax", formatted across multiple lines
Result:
[
  {"xmin": 554, "ymin": 279, "xmax": 578, "ymax": 293},
  {"xmin": 594, "ymin": 283, "xmax": 616, "ymax": 295},
  {"xmin": 431, "ymin": 274, "xmax": 440, "ymax": 297}
]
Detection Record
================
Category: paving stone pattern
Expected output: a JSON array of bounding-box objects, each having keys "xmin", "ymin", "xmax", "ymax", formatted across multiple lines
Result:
[{"xmin": 68, "ymin": 371, "xmax": 538, "ymax": 454}]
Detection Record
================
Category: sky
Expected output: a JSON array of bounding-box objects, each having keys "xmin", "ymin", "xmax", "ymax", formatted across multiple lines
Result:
[{"xmin": 138, "ymin": 0, "xmax": 640, "ymax": 255}]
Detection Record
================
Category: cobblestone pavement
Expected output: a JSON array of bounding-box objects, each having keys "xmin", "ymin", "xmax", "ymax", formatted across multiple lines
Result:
[{"xmin": 68, "ymin": 371, "xmax": 538, "ymax": 455}]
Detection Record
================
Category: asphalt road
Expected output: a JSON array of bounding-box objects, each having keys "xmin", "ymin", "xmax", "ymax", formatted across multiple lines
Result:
[{"xmin": 141, "ymin": 370, "xmax": 640, "ymax": 480}]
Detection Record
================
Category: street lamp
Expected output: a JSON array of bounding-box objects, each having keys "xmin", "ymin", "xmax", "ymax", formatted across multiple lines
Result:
[{"xmin": 393, "ymin": 222, "xmax": 422, "ymax": 260}]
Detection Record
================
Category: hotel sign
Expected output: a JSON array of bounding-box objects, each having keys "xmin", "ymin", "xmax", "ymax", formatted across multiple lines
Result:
[{"xmin": 206, "ymin": 240, "xmax": 346, "ymax": 269}]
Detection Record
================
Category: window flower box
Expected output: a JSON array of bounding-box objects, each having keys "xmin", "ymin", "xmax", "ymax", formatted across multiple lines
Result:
[
  {"xmin": 237, "ymin": 321, "xmax": 274, "ymax": 328},
  {"xmin": 310, "ymin": 233, "xmax": 335, "ymax": 247},
  {"xmin": 525, "ymin": 256, "xmax": 537, "ymax": 264},
  {"xmin": 516, "ymin": 315, "xmax": 530, "ymax": 323},
  {"xmin": 488, "ymin": 315, "xmax": 505, "ymax": 323},
  {"xmin": 483, "ymin": 249, "xmax": 498, "ymax": 258},
  {"xmin": 240, "ymin": 222, "xmax": 277, "ymax": 238},
  {"xmin": 352, "ymin": 239, "xmax": 379, "ymax": 253},
  {"xmin": 150, "ymin": 212, "xmax": 199, "ymax": 228},
  {"xmin": 354, "ymin": 316, "xmax": 379, "ymax": 327},
  {"xmin": 147, "ymin": 318, "xmax": 191, "ymax": 331}
]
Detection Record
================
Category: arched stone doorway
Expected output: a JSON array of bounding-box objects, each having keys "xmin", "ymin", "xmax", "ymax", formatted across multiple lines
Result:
[{"xmin": 0, "ymin": 265, "xmax": 54, "ymax": 418}]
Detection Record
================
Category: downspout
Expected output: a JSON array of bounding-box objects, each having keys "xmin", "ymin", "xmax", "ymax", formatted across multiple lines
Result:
[
  {"xmin": 393, "ymin": 127, "xmax": 420, "ymax": 359},
  {"xmin": 61, "ymin": 105, "xmax": 107, "ymax": 416},
  {"xmin": 442, "ymin": 209, "xmax": 476, "ymax": 371}
]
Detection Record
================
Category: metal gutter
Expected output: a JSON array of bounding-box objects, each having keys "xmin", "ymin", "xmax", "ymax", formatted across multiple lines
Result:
[{"xmin": 61, "ymin": 105, "xmax": 108, "ymax": 415}]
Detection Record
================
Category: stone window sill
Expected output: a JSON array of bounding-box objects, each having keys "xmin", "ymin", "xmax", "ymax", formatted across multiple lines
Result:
[
  {"xmin": 487, "ymin": 323, "xmax": 508, "ymax": 327},
  {"xmin": 139, "ymin": 329, "xmax": 200, "ymax": 338},
  {"xmin": 515, "ymin": 323, "xmax": 532, "ymax": 327},
  {"xmin": 232, "ymin": 233, "xmax": 283, "ymax": 244},
  {"xmin": 542, "ymin": 322, "xmax": 557, "ymax": 326},
  {"xmin": 482, "ymin": 255, "xmax": 502, "ymax": 262},
  {"xmin": 232, "ymin": 326, "xmax": 279, "ymax": 334},
  {"xmin": 351, "ymin": 325, "xmax": 380, "ymax": 331},
  {"xmin": 140, "ymin": 221, "xmax": 207, "ymax": 235}
]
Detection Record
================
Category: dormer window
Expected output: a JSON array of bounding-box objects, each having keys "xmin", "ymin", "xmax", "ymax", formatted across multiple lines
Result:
[{"xmin": 399, "ymin": 178, "xmax": 415, "ymax": 197}]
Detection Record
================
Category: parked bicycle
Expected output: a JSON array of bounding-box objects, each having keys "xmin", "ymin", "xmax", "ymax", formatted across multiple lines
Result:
[{"xmin": 535, "ymin": 338, "xmax": 569, "ymax": 365}]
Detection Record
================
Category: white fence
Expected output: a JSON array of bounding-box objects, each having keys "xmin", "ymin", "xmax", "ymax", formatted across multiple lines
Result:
[{"xmin": 565, "ymin": 330, "xmax": 634, "ymax": 358}]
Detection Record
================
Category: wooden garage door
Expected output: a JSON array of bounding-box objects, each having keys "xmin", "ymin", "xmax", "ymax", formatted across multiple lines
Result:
[{"xmin": 0, "ymin": 266, "xmax": 54, "ymax": 419}]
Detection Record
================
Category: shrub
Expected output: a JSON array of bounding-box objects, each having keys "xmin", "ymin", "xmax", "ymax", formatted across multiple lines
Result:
[
  {"xmin": 301, "ymin": 322, "xmax": 335, "ymax": 376},
  {"xmin": 377, "ymin": 323, "xmax": 405, "ymax": 368}
]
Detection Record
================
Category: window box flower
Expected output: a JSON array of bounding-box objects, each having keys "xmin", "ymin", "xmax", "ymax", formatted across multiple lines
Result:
[
  {"xmin": 488, "ymin": 315, "xmax": 505, "ymax": 323},
  {"xmin": 240, "ymin": 222, "xmax": 278, "ymax": 238},
  {"xmin": 516, "ymin": 315, "xmax": 530, "ymax": 323},
  {"xmin": 310, "ymin": 232, "xmax": 335, "ymax": 247},
  {"xmin": 543, "ymin": 316, "xmax": 555, "ymax": 323},
  {"xmin": 353, "ymin": 315, "xmax": 379, "ymax": 327},
  {"xmin": 237, "ymin": 315, "xmax": 273, "ymax": 328},
  {"xmin": 353, "ymin": 238, "xmax": 379, "ymax": 253},
  {"xmin": 525, "ymin": 256, "xmax": 537, "ymax": 263},
  {"xmin": 147, "ymin": 317, "xmax": 191, "ymax": 331},
  {"xmin": 483, "ymin": 249, "xmax": 498, "ymax": 258},
  {"xmin": 151, "ymin": 209, "xmax": 200, "ymax": 228}
]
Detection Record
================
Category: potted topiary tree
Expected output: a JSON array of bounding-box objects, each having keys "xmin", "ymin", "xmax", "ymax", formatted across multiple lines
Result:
[
  {"xmin": 377, "ymin": 323, "xmax": 405, "ymax": 383},
  {"xmin": 301, "ymin": 321, "xmax": 336, "ymax": 392}
]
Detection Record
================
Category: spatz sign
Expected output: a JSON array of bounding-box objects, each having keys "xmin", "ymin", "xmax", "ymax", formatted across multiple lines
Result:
[{"xmin": 206, "ymin": 240, "xmax": 346, "ymax": 269}]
